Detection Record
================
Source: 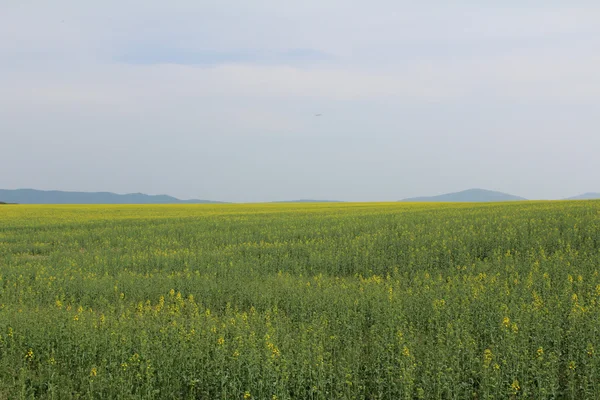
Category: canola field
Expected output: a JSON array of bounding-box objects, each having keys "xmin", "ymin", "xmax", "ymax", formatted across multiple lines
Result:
[{"xmin": 1, "ymin": 201, "xmax": 600, "ymax": 399}]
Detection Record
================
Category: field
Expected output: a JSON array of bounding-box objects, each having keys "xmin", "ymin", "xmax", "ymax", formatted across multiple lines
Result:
[{"xmin": 1, "ymin": 201, "xmax": 600, "ymax": 399}]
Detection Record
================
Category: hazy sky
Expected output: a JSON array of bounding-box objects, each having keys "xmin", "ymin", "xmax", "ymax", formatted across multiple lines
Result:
[{"xmin": 1, "ymin": 2, "xmax": 599, "ymax": 202}]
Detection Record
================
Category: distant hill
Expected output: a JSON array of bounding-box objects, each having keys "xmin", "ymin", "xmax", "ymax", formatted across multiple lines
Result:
[
  {"xmin": 0, "ymin": 189, "xmax": 224, "ymax": 205},
  {"xmin": 401, "ymin": 188, "xmax": 527, "ymax": 203},
  {"xmin": 565, "ymin": 193, "xmax": 600, "ymax": 200},
  {"xmin": 272, "ymin": 199, "xmax": 343, "ymax": 203}
]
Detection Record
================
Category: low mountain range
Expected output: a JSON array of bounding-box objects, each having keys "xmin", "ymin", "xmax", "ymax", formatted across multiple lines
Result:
[
  {"xmin": 401, "ymin": 188, "xmax": 527, "ymax": 202},
  {"xmin": 0, "ymin": 189, "xmax": 224, "ymax": 205},
  {"xmin": 2, "ymin": 188, "xmax": 599, "ymax": 204},
  {"xmin": 564, "ymin": 193, "xmax": 600, "ymax": 200}
]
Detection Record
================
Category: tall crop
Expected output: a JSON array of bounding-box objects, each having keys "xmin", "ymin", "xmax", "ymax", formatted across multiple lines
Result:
[{"xmin": 0, "ymin": 201, "xmax": 599, "ymax": 398}]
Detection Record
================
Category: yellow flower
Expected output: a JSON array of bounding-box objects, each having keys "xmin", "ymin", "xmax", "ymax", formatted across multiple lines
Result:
[
  {"xmin": 502, "ymin": 317, "xmax": 510, "ymax": 328},
  {"xmin": 402, "ymin": 346, "xmax": 410, "ymax": 357},
  {"xmin": 536, "ymin": 347, "xmax": 544, "ymax": 358},
  {"xmin": 433, "ymin": 299, "xmax": 446, "ymax": 309},
  {"xmin": 587, "ymin": 344, "xmax": 595, "ymax": 357},
  {"xmin": 569, "ymin": 361, "xmax": 576, "ymax": 370},
  {"xmin": 510, "ymin": 379, "xmax": 520, "ymax": 394},
  {"xmin": 244, "ymin": 391, "xmax": 251, "ymax": 399},
  {"xmin": 154, "ymin": 298, "xmax": 164, "ymax": 314},
  {"xmin": 483, "ymin": 349, "xmax": 493, "ymax": 368},
  {"xmin": 25, "ymin": 349, "xmax": 34, "ymax": 361},
  {"xmin": 217, "ymin": 337, "xmax": 225, "ymax": 346},
  {"xmin": 272, "ymin": 346, "xmax": 281, "ymax": 358},
  {"xmin": 511, "ymin": 322, "xmax": 519, "ymax": 333},
  {"xmin": 90, "ymin": 367, "xmax": 97, "ymax": 377},
  {"xmin": 532, "ymin": 291, "xmax": 543, "ymax": 310}
]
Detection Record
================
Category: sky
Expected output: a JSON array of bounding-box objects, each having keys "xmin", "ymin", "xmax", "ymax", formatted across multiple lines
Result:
[{"xmin": 1, "ymin": 1, "xmax": 599, "ymax": 202}]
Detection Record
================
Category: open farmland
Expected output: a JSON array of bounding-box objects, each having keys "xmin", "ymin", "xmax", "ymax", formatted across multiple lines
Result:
[{"xmin": 1, "ymin": 202, "xmax": 600, "ymax": 399}]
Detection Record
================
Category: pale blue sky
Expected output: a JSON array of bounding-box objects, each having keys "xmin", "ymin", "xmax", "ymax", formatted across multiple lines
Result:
[{"xmin": 1, "ymin": 2, "xmax": 599, "ymax": 202}]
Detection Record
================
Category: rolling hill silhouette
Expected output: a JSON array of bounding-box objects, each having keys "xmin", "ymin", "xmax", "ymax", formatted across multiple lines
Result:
[
  {"xmin": 401, "ymin": 188, "xmax": 527, "ymax": 202},
  {"xmin": 0, "ymin": 189, "xmax": 224, "ymax": 205},
  {"xmin": 565, "ymin": 193, "xmax": 600, "ymax": 200}
]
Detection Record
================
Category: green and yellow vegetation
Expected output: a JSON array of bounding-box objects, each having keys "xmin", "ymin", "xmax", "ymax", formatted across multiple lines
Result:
[{"xmin": 1, "ymin": 201, "xmax": 599, "ymax": 399}]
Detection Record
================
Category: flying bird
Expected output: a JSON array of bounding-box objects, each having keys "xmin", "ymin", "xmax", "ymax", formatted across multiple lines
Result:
[{"xmin": 315, "ymin": 114, "xmax": 322, "ymax": 117}]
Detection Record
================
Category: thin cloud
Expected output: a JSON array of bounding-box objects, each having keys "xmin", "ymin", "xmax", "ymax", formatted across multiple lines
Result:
[{"xmin": 115, "ymin": 47, "xmax": 334, "ymax": 66}]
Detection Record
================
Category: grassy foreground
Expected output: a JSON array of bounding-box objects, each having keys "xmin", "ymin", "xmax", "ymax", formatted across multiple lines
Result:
[{"xmin": 1, "ymin": 201, "xmax": 600, "ymax": 399}]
